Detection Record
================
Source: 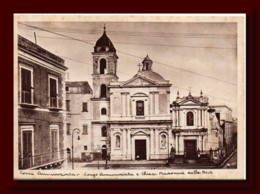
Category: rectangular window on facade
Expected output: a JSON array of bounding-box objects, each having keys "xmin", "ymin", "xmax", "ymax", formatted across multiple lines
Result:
[
  {"xmin": 49, "ymin": 77, "xmax": 58, "ymax": 108},
  {"xmin": 82, "ymin": 102, "xmax": 88, "ymax": 112},
  {"xmin": 21, "ymin": 67, "xmax": 33, "ymax": 104},
  {"xmin": 66, "ymin": 100, "xmax": 70, "ymax": 111},
  {"xmin": 65, "ymin": 86, "xmax": 69, "ymax": 91},
  {"xmin": 136, "ymin": 101, "xmax": 144, "ymax": 116},
  {"xmin": 84, "ymin": 146, "xmax": 88, "ymax": 150},
  {"xmin": 67, "ymin": 124, "xmax": 71, "ymax": 135},
  {"xmin": 82, "ymin": 125, "xmax": 88, "ymax": 135}
]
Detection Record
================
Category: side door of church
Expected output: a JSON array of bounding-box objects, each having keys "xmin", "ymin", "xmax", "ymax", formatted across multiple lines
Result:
[{"xmin": 184, "ymin": 140, "xmax": 197, "ymax": 159}]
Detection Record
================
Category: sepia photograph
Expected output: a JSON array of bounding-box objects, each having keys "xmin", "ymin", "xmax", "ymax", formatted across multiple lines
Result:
[{"xmin": 13, "ymin": 14, "xmax": 245, "ymax": 180}]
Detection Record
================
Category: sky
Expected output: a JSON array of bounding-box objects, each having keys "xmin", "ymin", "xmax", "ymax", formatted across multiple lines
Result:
[{"xmin": 17, "ymin": 21, "xmax": 238, "ymax": 117}]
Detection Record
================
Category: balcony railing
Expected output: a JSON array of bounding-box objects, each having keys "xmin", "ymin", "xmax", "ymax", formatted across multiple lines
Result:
[
  {"xmin": 50, "ymin": 97, "xmax": 58, "ymax": 108},
  {"xmin": 20, "ymin": 90, "xmax": 33, "ymax": 104},
  {"xmin": 19, "ymin": 149, "xmax": 66, "ymax": 169}
]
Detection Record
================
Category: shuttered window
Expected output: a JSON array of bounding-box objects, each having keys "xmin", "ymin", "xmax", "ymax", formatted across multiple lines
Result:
[
  {"xmin": 82, "ymin": 125, "xmax": 88, "ymax": 135},
  {"xmin": 21, "ymin": 68, "xmax": 32, "ymax": 104},
  {"xmin": 49, "ymin": 78, "xmax": 58, "ymax": 107}
]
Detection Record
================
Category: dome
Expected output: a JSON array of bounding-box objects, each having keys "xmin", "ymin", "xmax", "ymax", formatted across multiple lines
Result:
[
  {"xmin": 94, "ymin": 27, "xmax": 116, "ymax": 53},
  {"xmin": 142, "ymin": 55, "xmax": 153, "ymax": 64},
  {"xmin": 134, "ymin": 70, "xmax": 167, "ymax": 83}
]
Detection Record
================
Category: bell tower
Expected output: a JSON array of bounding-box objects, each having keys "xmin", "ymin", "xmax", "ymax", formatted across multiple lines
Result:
[{"xmin": 92, "ymin": 25, "xmax": 119, "ymax": 99}]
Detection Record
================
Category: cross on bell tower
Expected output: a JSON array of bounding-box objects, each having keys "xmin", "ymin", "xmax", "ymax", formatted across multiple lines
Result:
[{"xmin": 103, "ymin": 24, "xmax": 106, "ymax": 33}]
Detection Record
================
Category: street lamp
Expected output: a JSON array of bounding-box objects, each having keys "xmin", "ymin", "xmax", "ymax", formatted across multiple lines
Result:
[{"xmin": 72, "ymin": 128, "xmax": 80, "ymax": 170}]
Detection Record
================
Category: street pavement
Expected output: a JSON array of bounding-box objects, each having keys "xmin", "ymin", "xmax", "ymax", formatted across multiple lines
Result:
[{"xmin": 59, "ymin": 151, "xmax": 237, "ymax": 170}]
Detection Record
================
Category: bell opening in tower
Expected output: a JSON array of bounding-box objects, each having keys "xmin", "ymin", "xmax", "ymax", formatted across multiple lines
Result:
[{"xmin": 100, "ymin": 58, "xmax": 107, "ymax": 74}]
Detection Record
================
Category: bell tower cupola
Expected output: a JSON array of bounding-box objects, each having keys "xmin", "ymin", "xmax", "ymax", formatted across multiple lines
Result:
[
  {"xmin": 142, "ymin": 55, "xmax": 153, "ymax": 71},
  {"xmin": 92, "ymin": 25, "xmax": 119, "ymax": 99}
]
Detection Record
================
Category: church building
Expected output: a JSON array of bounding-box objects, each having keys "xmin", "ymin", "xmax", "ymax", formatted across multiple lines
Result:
[
  {"xmin": 66, "ymin": 26, "xmax": 236, "ymax": 163},
  {"xmin": 90, "ymin": 27, "xmax": 172, "ymax": 161}
]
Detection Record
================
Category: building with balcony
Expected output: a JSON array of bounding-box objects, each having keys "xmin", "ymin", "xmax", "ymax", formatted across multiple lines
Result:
[{"xmin": 17, "ymin": 35, "xmax": 67, "ymax": 169}]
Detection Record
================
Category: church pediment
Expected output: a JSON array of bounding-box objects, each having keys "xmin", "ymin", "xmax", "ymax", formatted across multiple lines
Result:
[
  {"xmin": 121, "ymin": 76, "xmax": 157, "ymax": 87},
  {"xmin": 179, "ymin": 99, "xmax": 201, "ymax": 105},
  {"xmin": 131, "ymin": 130, "xmax": 150, "ymax": 136}
]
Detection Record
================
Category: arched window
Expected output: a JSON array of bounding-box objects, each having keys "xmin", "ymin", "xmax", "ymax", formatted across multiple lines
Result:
[
  {"xmin": 136, "ymin": 100, "xmax": 144, "ymax": 116},
  {"xmin": 116, "ymin": 135, "xmax": 120, "ymax": 148},
  {"xmin": 187, "ymin": 112, "xmax": 194, "ymax": 126},
  {"xmin": 100, "ymin": 84, "xmax": 107, "ymax": 98},
  {"xmin": 101, "ymin": 126, "xmax": 107, "ymax": 137},
  {"xmin": 101, "ymin": 108, "xmax": 107, "ymax": 115},
  {"xmin": 100, "ymin": 58, "xmax": 106, "ymax": 74}
]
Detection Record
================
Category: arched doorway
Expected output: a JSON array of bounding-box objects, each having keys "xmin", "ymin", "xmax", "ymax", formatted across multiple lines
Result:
[{"xmin": 101, "ymin": 145, "xmax": 107, "ymax": 160}]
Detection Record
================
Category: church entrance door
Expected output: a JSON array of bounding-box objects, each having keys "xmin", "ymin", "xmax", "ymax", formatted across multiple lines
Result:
[
  {"xmin": 184, "ymin": 140, "xmax": 197, "ymax": 159},
  {"xmin": 135, "ymin": 140, "xmax": 146, "ymax": 160}
]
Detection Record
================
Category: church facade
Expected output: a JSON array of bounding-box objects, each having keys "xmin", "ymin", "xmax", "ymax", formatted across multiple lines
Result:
[
  {"xmin": 66, "ymin": 27, "xmax": 236, "ymax": 162},
  {"xmin": 90, "ymin": 27, "xmax": 172, "ymax": 161}
]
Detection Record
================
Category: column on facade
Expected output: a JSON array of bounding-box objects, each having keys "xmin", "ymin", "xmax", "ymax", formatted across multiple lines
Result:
[
  {"xmin": 145, "ymin": 99, "xmax": 149, "ymax": 117},
  {"xmin": 131, "ymin": 100, "xmax": 135, "ymax": 116},
  {"xmin": 203, "ymin": 109, "xmax": 206, "ymax": 127},
  {"xmin": 126, "ymin": 93, "xmax": 130, "ymax": 116},
  {"xmin": 176, "ymin": 134, "xmax": 179, "ymax": 153},
  {"xmin": 178, "ymin": 109, "xmax": 182, "ymax": 127},
  {"xmin": 123, "ymin": 128, "xmax": 126, "ymax": 156},
  {"xmin": 121, "ymin": 93, "xmax": 125, "ymax": 117},
  {"xmin": 110, "ymin": 129, "xmax": 115, "ymax": 154},
  {"xmin": 197, "ymin": 109, "xmax": 200, "ymax": 127},
  {"xmin": 198, "ymin": 135, "xmax": 202, "ymax": 152},
  {"xmin": 179, "ymin": 135, "xmax": 184, "ymax": 154},
  {"xmin": 172, "ymin": 109, "xmax": 176, "ymax": 126},
  {"xmin": 183, "ymin": 111, "xmax": 186, "ymax": 127},
  {"xmin": 200, "ymin": 109, "xmax": 202, "ymax": 127},
  {"xmin": 176, "ymin": 109, "xmax": 179, "ymax": 127},
  {"xmin": 155, "ymin": 128, "xmax": 159, "ymax": 156},
  {"xmin": 169, "ymin": 127, "xmax": 173, "ymax": 149},
  {"xmin": 127, "ymin": 128, "xmax": 131, "ymax": 157},
  {"xmin": 205, "ymin": 111, "xmax": 208, "ymax": 128},
  {"xmin": 149, "ymin": 92, "xmax": 152, "ymax": 116},
  {"xmin": 155, "ymin": 92, "xmax": 159, "ymax": 115},
  {"xmin": 150, "ymin": 128, "xmax": 154, "ymax": 157}
]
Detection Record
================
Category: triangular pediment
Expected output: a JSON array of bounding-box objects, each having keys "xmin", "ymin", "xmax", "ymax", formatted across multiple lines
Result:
[
  {"xmin": 179, "ymin": 99, "xmax": 201, "ymax": 105},
  {"xmin": 121, "ymin": 76, "xmax": 157, "ymax": 87}
]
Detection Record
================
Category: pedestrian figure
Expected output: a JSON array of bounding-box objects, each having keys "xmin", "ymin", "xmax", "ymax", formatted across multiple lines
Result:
[
  {"xmin": 197, "ymin": 148, "xmax": 200, "ymax": 162},
  {"xmin": 170, "ymin": 146, "xmax": 176, "ymax": 164},
  {"xmin": 209, "ymin": 148, "xmax": 213, "ymax": 163}
]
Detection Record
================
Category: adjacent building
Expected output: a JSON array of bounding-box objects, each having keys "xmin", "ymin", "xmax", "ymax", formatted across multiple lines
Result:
[
  {"xmin": 170, "ymin": 92, "xmax": 235, "ymax": 163},
  {"xmin": 18, "ymin": 35, "xmax": 67, "ymax": 169},
  {"xmin": 66, "ymin": 81, "xmax": 93, "ymax": 161}
]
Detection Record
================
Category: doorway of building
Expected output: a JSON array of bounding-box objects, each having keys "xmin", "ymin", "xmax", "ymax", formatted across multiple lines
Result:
[
  {"xmin": 184, "ymin": 140, "xmax": 197, "ymax": 159},
  {"xmin": 22, "ymin": 131, "xmax": 32, "ymax": 169},
  {"xmin": 101, "ymin": 145, "xmax": 107, "ymax": 160},
  {"xmin": 135, "ymin": 140, "xmax": 146, "ymax": 160}
]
